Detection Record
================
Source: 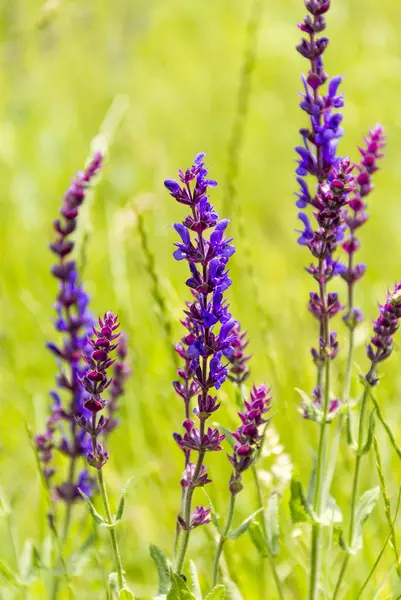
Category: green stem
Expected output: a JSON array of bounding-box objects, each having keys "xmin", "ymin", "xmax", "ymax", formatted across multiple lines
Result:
[
  {"xmin": 175, "ymin": 441, "xmax": 206, "ymax": 574},
  {"xmin": 332, "ymin": 379, "xmax": 371, "ymax": 600},
  {"xmin": 97, "ymin": 469, "xmax": 125, "ymax": 591},
  {"xmin": 212, "ymin": 493, "xmax": 237, "ymax": 587},
  {"xmin": 251, "ymin": 466, "xmax": 285, "ymax": 600},
  {"xmin": 309, "ymin": 352, "xmax": 331, "ymax": 600}
]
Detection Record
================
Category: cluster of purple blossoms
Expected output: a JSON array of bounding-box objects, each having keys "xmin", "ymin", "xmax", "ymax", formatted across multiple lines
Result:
[
  {"xmin": 165, "ymin": 153, "xmax": 237, "ymax": 529},
  {"xmin": 35, "ymin": 152, "xmax": 103, "ymax": 501},
  {"xmin": 105, "ymin": 333, "xmax": 131, "ymax": 434},
  {"xmin": 365, "ymin": 284, "xmax": 401, "ymax": 385},
  {"xmin": 295, "ymin": 0, "xmax": 343, "ymax": 200},
  {"xmin": 227, "ymin": 322, "xmax": 250, "ymax": 386},
  {"xmin": 75, "ymin": 312, "xmax": 120, "ymax": 469},
  {"xmin": 340, "ymin": 126, "xmax": 386, "ymax": 329},
  {"xmin": 228, "ymin": 384, "xmax": 272, "ymax": 495},
  {"xmin": 298, "ymin": 160, "xmax": 355, "ymax": 377}
]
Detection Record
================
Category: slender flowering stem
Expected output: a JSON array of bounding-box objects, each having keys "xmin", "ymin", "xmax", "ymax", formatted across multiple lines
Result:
[
  {"xmin": 165, "ymin": 154, "xmax": 236, "ymax": 573},
  {"xmin": 76, "ymin": 312, "xmax": 130, "ymax": 594},
  {"xmin": 333, "ymin": 284, "xmax": 401, "ymax": 598},
  {"xmin": 324, "ymin": 127, "xmax": 385, "ymax": 500},
  {"xmin": 97, "ymin": 468, "xmax": 125, "ymax": 590},
  {"xmin": 212, "ymin": 493, "xmax": 236, "ymax": 587},
  {"xmin": 212, "ymin": 384, "xmax": 272, "ymax": 587}
]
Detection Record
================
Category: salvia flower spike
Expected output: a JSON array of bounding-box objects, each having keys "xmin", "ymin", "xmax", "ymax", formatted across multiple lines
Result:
[
  {"xmin": 341, "ymin": 125, "xmax": 385, "ymax": 329},
  {"xmin": 165, "ymin": 153, "xmax": 237, "ymax": 574},
  {"xmin": 36, "ymin": 152, "xmax": 103, "ymax": 506},
  {"xmin": 76, "ymin": 312, "xmax": 120, "ymax": 468},
  {"xmin": 332, "ymin": 285, "xmax": 401, "ymax": 598}
]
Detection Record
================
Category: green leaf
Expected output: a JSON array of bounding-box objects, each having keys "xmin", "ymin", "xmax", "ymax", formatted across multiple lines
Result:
[
  {"xmin": 333, "ymin": 525, "xmax": 348, "ymax": 552},
  {"xmin": 248, "ymin": 522, "xmax": 269, "ymax": 558},
  {"xmin": 116, "ymin": 476, "xmax": 134, "ymax": 522},
  {"xmin": 295, "ymin": 388, "xmax": 318, "ymax": 420},
  {"xmin": 0, "ymin": 560, "xmax": 22, "ymax": 587},
  {"xmin": 351, "ymin": 486, "xmax": 380, "ymax": 553},
  {"xmin": 204, "ymin": 585, "xmax": 226, "ymax": 599},
  {"xmin": 78, "ymin": 488, "xmax": 105, "ymax": 525},
  {"xmin": 167, "ymin": 574, "xmax": 196, "ymax": 599},
  {"xmin": 202, "ymin": 489, "xmax": 221, "ymax": 532},
  {"xmin": 361, "ymin": 410, "xmax": 376, "ymax": 455},
  {"xmin": 290, "ymin": 479, "xmax": 313, "ymax": 524},
  {"xmin": 266, "ymin": 493, "xmax": 280, "ymax": 556},
  {"xmin": 119, "ymin": 589, "xmax": 135, "ymax": 599},
  {"xmin": 321, "ymin": 495, "xmax": 343, "ymax": 526},
  {"xmin": 223, "ymin": 578, "xmax": 244, "ymax": 600},
  {"xmin": 188, "ymin": 561, "xmax": 202, "ymax": 600},
  {"xmin": 227, "ymin": 508, "xmax": 263, "ymax": 540},
  {"xmin": 214, "ymin": 423, "xmax": 236, "ymax": 448},
  {"xmin": 149, "ymin": 544, "xmax": 171, "ymax": 595},
  {"xmin": 19, "ymin": 539, "xmax": 42, "ymax": 581}
]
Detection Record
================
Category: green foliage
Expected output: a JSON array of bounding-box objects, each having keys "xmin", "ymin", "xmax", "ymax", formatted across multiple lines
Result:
[
  {"xmin": 205, "ymin": 585, "xmax": 226, "ymax": 599},
  {"xmin": 78, "ymin": 488, "xmax": 105, "ymax": 526},
  {"xmin": 266, "ymin": 493, "xmax": 280, "ymax": 557},
  {"xmin": 289, "ymin": 479, "xmax": 313, "ymax": 524},
  {"xmin": 150, "ymin": 545, "xmax": 171, "ymax": 596},
  {"xmin": 167, "ymin": 574, "xmax": 196, "ymax": 600},
  {"xmin": 227, "ymin": 509, "xmax": 263, "ymax": 540},
  {"xmin": 188, "ymin": 561, "xmax": 202, "ymax": 600}
]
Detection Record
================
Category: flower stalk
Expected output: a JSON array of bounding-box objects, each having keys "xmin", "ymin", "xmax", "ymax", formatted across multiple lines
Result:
[{"xmin": 165, "ymin": 153, "xmax": 236, "ymax": 573}]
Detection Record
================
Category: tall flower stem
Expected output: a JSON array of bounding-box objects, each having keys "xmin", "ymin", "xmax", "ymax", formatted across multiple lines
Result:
[
  {"xmin": 332, "ymin": 379, "xmax": 371, "ymax": 600},
  {"xmin": 251, "ymin": 465, "xmax": 285, "ymax": 600},
  {"xmin": 97, "ymin": 469, "xmax": 125, "ymax": 591},
  {"xmin": 212, "ymin": 493, "xmax": 236, "ymax": 587},
  {"xmin": 176, "ymin": 432, "xmax": 206, "ymax": 574},
  {"xmin": 309, "ymin": 351, "xmax": 331, "ymax": 600}
]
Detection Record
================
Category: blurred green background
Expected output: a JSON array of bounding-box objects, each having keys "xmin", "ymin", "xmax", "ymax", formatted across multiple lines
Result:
[{"xmin": 2, "ymin": 0, "xmax": 401, "ymax": 598}]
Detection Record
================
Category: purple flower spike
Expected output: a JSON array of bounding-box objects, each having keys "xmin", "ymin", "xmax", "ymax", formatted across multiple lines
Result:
[
  {"xmin": 366, "ymin": 284, "xmax": 401, "ymax": 384},
  {"xmin": 36, "ymin": 153, "xmax": 103, "ymax": 503},
  {"xmin": 341, "ymin": 126, "xmax": 385, "ymax": 329},
  {"xmin": 227, "ymin": 323, "xmax": 251, "ymax": 385},
  {"xmin": 228, "ymin": 384, "xmax": 272, "ymax": 495},
  {"xmin": 76, "ymin": 312, "xmax": 120, "ymax": 469},
  {"xmin": 166, "ymin": 154, "xmax": 236, "ymax": 545},
  {"xmin": 295, "ymin": 2, "xmax": 353, "ymax": 418}
]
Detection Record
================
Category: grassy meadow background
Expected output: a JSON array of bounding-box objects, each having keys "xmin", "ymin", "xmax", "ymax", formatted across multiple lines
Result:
[{"xmin": 2, "ymin": 0, "xmax": 401, "ymax": 597}]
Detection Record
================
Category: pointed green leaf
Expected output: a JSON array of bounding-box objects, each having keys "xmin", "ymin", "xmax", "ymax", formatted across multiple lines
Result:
[
  {"xmin": 290, "ymin": 479, "xmax": 313, "ymax": 524},
  {"xmin": 295, "ymin": 388, "xmax": 318, "ymax": 420},
  {"xmin": 188, "ymin": 561, "xmax": 202, "ymax": 600},
  {"xmin": 361, "ymin": 410, "xmax": 376, "ymax": 455},
  {"xmin": 227, "ymin": 508, "xmax": 263, "ymax": 540},
  {"xmin": 351, "ymin": 486, "xmax": 380, "ymax": 553},
  {"xmin": 214, "ymin": 423, "xmax": 236, "ymax": 448},
  {"xmin": 248, "ymin": 522, "xmax": 269, "ymax": 558},
  {"xmin": 19, "ymin": 539, "xmax": 43, "ymax": 581},
  {"xmin": 149, "ymin": 544, "xmax": 171, "ymax": 595},
  {"xmin": 205, "ymin": 585, "xmax": 226, "ymax": 599},
  {"xmin": 0, "ymin": 560, "xmax": 23, "ymax": 587},
  {"xmin": 202, "ymin": 489, "xmax": 221, "ymax": 532},
  {"xmin": 333, "ymin": 525, "xmax": 348, "ymax": 552},
  {"xmin": 116, "ymin": 476, "xmax": 134, "ymax": 522},
  {"xmin": 167, "ymin": 574, "xmax": 196, "ymax": 599},
  {"xmin": 266, "ymin": 493, "xmax": 280, "ymax": 557},
  {"xmin": 78, "ymin": 488, "xmax": 105, "ymax": 525},
  {"xmin": 119, "ymin": 589, "xmax": 135, "ymax": 599},
  {"xmin": 321, "ymin": 495, "xmax": 343, "ymax": 526},
  {"xmin": 223, "ymin": 578, "xmax": 244, "ymax": 600}
]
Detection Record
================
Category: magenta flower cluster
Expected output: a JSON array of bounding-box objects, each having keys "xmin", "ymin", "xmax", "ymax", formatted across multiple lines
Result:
[
  {"xmin": 228, "ymin": 384, "xmax": 272, "ymax": 494},
  {"xmin": 75, "ymin": 312, "xmax": 121, "ymax": 469}
]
